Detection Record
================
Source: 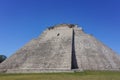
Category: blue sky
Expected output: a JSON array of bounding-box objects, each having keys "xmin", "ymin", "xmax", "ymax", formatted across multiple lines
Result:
[{"xmin": 0, "ymin": 0, "xmax": 120, "ymax": 57}]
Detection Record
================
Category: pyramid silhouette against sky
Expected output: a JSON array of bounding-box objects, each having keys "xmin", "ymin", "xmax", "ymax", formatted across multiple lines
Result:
[{"xmin": 0, "ymin": 24, "xmax": 120, "ymax": 73}]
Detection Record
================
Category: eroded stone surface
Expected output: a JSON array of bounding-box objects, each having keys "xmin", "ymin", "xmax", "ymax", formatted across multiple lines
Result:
[{"xmin": 0, "ymin": 24, "xmax": 119, "ymax": 73}]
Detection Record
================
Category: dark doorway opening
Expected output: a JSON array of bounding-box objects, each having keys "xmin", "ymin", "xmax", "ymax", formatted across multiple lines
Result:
[{"xmin": 57, "ymin": 33, "xmax": 60, "ymax": 36}]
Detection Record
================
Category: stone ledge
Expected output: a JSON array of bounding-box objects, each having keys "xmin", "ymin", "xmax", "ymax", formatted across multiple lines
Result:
[{"xmin": 5, "ymin": 69, "xmax": 82, "ymax": 73}]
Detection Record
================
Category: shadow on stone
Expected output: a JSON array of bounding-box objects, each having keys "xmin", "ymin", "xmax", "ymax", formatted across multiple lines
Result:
[{"xmin": 71, "ymin": 29, "xmax": 78, "ymax": 69}]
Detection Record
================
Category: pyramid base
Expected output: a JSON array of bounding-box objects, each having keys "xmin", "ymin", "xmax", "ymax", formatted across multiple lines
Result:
[{"xmin": 3, "ymin": 69, "xmax": 83, "ymax": 73}]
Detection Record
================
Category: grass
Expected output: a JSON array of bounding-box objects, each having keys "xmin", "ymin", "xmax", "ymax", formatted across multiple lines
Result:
[{"xmin": 0, "ymin": 71, "xmax": 120, "ymax": 80}]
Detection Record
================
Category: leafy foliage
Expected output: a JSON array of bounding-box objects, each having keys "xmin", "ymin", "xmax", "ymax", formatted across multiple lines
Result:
[{"xmin": 0, "ymin": 55, "xmax": 7, "ymax": 63}]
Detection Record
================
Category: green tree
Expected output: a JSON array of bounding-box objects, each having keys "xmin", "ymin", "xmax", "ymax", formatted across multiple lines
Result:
[{"xmin": 0, "ymin": 55, "xmax": 7, "ymax": 63}]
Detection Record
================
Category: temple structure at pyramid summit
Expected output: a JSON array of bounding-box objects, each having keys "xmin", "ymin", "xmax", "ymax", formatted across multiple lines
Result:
[{"xmin": 0, "ymin": 24, "xmax": 120, "ymax": 73}]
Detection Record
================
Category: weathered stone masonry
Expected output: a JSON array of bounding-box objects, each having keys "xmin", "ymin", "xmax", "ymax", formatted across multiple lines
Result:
[{"xmin": 0, "ymin": 24, "xmax": 120, "ymax": 73}]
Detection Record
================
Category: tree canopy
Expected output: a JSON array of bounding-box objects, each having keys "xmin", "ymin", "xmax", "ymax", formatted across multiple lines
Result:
[{"xmin": 0, "ymin": 55, "xmax": 7, "ymax": 63}]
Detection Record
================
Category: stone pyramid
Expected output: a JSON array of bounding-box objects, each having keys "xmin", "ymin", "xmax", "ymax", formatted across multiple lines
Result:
[{"xmin": 0, "ymin": 24, "xmax": 120, "ymax": 73}]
